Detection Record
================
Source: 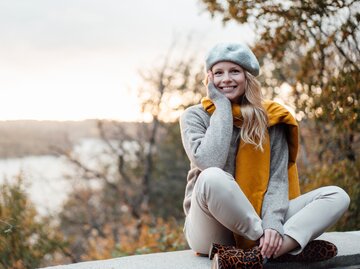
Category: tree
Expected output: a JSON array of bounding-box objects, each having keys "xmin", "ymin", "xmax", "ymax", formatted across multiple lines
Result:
[
  {"xmin": 200, "ymin": 0, "xmax": 359, "ymax": 161},
  {"xmin": 136, "ymin": 40, "xmax": 205, "ymax": 218},
  {"xmin": 56, "ymin": 42, "xmax": 205, "ymax": 261},
  {"xmin": 0, "ymin": 176, "xmax": 68, "ymax": 269},
  {"xmin": 199, "ymin": 0, "xmax": 359, "ymax": 230}
]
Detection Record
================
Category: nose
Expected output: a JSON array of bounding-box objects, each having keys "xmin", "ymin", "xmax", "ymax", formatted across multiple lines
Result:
[{"xmin": 222, "ymin": 72, "xmax": 231, "ymax": 83}]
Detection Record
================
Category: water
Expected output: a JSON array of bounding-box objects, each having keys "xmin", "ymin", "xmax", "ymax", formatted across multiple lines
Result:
[
  {"xmin": 0, "ymin": 138, "xmax": 120, "ymax": 216},
  {"xmin": 0, "ymin": 155, "xmax": 75, "ymax": 216}
]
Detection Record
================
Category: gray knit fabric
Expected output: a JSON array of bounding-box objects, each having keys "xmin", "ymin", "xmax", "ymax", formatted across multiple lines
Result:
[
  {"xmin": 205, "ymin": 43, "xmax": 260, "ymax": 76},
  {"xmin": 179, "ymin": 88, "xmax": 289, "ymax": 236}
]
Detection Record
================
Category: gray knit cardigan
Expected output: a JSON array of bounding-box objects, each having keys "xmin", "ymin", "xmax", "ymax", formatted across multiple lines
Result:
[{"xmin": 179, "ymin": 86, "xmax": 289, "ymax": 236}]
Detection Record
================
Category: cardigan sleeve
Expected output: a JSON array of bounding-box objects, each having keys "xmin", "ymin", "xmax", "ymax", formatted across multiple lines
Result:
[
  {"xmin": 261, "ymin": 124, "xmax": 290, "ymax": 236},
  {"xmin": 179, "ymin": 89, "xmax": 233, "ymax": 170}
]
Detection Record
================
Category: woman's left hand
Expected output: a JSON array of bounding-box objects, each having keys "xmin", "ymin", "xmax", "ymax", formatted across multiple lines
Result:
[{"xmin": 259, "ymin": 229, "xmax": 283, "ymax": 258}]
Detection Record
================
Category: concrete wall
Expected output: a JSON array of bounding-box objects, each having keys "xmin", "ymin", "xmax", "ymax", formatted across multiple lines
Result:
[{"xmin": 41, "ymin": 231, "xmax": 360, "ymax": 269}]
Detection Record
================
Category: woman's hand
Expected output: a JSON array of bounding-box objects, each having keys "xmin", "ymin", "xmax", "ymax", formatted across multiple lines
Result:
[
  {"xmin": 206, "ymin": 71, "xmax": 225, "ymax": 100},
  {"xmin": 207, "ymin": 70, "xmax": 214, "ymax": 83},
  {"xmin": 259, "ymin": 229, "xmax": 283, "ymax": 258},
  {"xmin": 206, "ymin": 71, "xmax": 216, "ymax": 98}
]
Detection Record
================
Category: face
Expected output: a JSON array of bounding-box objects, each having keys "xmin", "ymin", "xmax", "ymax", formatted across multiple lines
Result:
[{"xmin": 211, "ymin": 61, "xmax": 246, "ymax": 103}]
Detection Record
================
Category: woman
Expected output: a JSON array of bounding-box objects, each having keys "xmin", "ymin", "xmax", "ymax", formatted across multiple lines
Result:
[{"xmin": 179, "ymin": 43, "xmax": 350, "ymax": 268}]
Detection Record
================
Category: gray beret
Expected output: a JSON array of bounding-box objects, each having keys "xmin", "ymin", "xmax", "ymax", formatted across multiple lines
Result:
[{"xmin": 205, "ymin": 42, "xmax": 260, "ymax": 76}]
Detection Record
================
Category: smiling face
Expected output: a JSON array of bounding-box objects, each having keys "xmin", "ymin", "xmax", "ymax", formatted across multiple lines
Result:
[{"xmin": 211, "ymin": 61, "xmax": 246, "ymax": 103}]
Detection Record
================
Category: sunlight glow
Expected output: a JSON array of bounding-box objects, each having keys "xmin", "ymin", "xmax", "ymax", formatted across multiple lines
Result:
[
  {"xmin": 0, "ymin": 54, "xmax": 143, "ymax": 121},
  {"xmin": 0, "ymin": 0, "xmax": 253, "ymax": 121}
]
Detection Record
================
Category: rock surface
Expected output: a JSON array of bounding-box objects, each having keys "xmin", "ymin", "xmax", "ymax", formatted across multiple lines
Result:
[{"xmin": 41, "ymin": 231, "xmax": 360, "ymax": 269}]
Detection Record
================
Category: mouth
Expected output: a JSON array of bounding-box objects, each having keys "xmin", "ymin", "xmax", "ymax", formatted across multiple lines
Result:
[{"xmin": 220, "ymin": 86, "xmax": 237, "ymax": 92}]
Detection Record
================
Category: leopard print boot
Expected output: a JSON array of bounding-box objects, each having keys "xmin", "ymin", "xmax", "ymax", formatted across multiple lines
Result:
[
  {"xmin": 209, "ymin": 243, "xmax": 237, "ymax": 260},
  {"xmin": 272, "ymin": 240, "xmax": 338, "ymax": 263},
  {"xmin": 212, "ymin": 246, "xmax": 263, "ymax": 269}
]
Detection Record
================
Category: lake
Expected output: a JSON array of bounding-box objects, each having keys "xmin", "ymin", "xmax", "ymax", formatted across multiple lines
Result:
[{"xmin": 0, "ymin": 138, "xmax": 120, "ymax": 216}]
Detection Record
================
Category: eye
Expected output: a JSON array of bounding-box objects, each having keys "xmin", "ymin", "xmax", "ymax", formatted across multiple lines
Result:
[
  {"xmin": 213, "ymin": 70, "xmax": 223, "ymax": 76},
  {"xmin": 230, "ymin": 69, "xmax": 241, "ymax": 74}
]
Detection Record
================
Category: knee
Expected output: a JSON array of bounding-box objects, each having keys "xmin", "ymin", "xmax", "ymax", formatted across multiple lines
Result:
[
  {"xmin": 325, "ymin": 186, "xmax": 351, "ymax": 211},
  {"xmin": 196, "ymin": 167, "xmax": 232, "ymax": 193},
  {"xmin": 199, "ymin": 167, "xmax": 224, "ymax": 179},
  {"xmin": 335, "ymin": 186, "xmax": 351, "ymax": 211}
]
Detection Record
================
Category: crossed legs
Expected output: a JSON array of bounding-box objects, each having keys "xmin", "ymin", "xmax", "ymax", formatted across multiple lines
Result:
[{"xmin": 184, "ymin": 167, "xmax": 350, "ymax": 256}]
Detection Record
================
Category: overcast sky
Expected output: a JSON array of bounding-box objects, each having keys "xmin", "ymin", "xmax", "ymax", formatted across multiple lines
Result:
[{"xmin": 0, "ymin": 0, "xmax": 254, "ymax": 121}]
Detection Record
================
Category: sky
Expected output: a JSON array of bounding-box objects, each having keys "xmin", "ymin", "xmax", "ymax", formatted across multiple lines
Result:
[{"xmin": 0, "ymin": 0, "xmax": 254, "ymax": 121}]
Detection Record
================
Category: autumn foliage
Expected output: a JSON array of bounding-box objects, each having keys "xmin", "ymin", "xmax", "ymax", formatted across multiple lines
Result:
[
  {"xmin": 0, "ymin": 1, "xmax": 359, "ymax": 267},
  {"xmin": 0, "ymin": 177, "xmax": 67, "ymax": 269},
  {"xmin": 200, "ymin": 0, "xmax": 359, "ymax": 231}
]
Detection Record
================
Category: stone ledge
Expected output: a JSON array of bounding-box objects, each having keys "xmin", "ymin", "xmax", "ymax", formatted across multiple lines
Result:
[{"xmin": 41, "ymin": 231, "xmax": 360, "ymax": 269}]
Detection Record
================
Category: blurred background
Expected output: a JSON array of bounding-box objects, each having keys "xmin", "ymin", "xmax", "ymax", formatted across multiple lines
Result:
[{"xmin": 0, "ymin": 0, "xmax": 359, "ymax": 268}]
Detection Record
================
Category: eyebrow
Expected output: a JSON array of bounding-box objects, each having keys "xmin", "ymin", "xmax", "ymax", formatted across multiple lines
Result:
[
  {"xmin": 213, "ymin": 67, "xmax": 241, "ymax": 72},
  {"xmin": 213, "ymin": 68, "xmax": 223, "ymax": 72}
]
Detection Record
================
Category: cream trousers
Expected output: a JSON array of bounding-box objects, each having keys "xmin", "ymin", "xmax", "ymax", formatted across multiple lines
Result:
[{"xmin": 184, "ymin": 167, "xmax": 350, "ymax": 255}]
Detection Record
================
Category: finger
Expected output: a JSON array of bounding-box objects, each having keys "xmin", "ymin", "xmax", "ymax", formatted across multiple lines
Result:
[
  {"xmin": 269, "ymin": 232, "xmax": 281, "ymax": 257},
  {"xmin": 273, "ymin": 233, "xmax": 282, "ymax": 257},
  {"xmin": 265, "ymin": 231, "xmax": 275, "ymax": 258},
  {"xmin": 270, "ymin": 232, "xmax": 280, "ymax": 258},
  {"xmin": 261, "ymin": 230, "xmax": 270, "ymax": 256},
  {"xmin": 259, "ymin": 236, "xmax": 263, "ymax": 248},
  {"xmin": 273, "ymin": 234, "xmax": 282, "ymax": 257},
  {"xmin": 275, "ymin": 237, "xmax": 283, "ymax": 256},
  {"xmin": 275, "ymin": 235, "xmax": 281, "ymax": 249},
  {"xmin": 207, "ymin": 71, "xmax": 214, "ymax": 82},
  {"xmin": 262, "ymin": 230, "xmax": 270, "ymax": 257}
]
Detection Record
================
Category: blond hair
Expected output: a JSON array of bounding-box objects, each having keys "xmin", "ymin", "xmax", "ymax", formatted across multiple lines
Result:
[{"xmin": 240, "ymin": 72, "xmax": 268, "ymax": 151}]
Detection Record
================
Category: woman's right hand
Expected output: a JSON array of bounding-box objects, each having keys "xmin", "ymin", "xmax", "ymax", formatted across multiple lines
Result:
[{"xmin": 207, "ymin": 71, "xmax": 224, "ymax": 100}]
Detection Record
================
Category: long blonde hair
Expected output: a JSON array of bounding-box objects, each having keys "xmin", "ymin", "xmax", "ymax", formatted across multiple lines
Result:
[{"xmin": 239, "ymin": 71, "xmax": 268, "ymax": 151}]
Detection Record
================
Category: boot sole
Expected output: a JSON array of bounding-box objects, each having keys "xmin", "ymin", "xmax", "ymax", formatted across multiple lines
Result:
[{"xmin": 212, "ymin": 253, "xmax": 220, "ymax": 269}]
